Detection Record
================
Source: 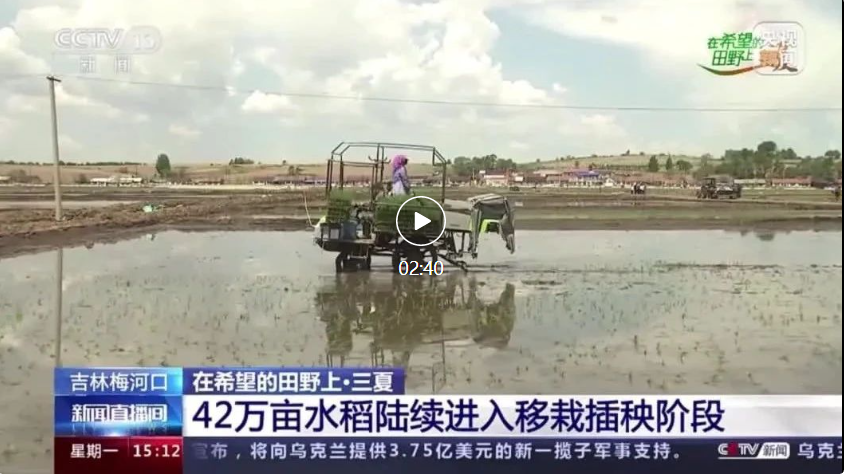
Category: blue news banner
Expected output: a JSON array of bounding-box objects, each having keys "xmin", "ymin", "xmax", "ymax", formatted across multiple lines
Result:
[{"xmin": 55, "ymin": 368, "xmax": 843, "ymax": 474}]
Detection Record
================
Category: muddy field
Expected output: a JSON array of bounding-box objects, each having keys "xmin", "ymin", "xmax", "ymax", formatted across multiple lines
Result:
[
  {"xmin": 0, "ymin": 229, "xmax": 841, "ymax": 473},
  {"xmin": 0, "ymin": 185, "xmax": 841, "ymax": 258}
]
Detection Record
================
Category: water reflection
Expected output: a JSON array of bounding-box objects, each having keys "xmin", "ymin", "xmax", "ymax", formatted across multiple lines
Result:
[
  {"xmin": 54, "ymin": 246, "xmax": 64, "ymax": 367},
  {"xmin": 315, "ymin": 274, "xmax": 516, "ymax": 374},
  {"xmin": 735, "ymin": 229, "xmax": 795, "ymax": 242}
]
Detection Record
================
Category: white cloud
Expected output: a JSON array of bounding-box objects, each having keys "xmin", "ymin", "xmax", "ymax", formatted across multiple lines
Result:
[
  {"xmin": 56, "ymin": 85, "xmax": 122, "ymax": 118},
  {"xmin": 232, "ymin": 58, "xmax": 245, "ymax": 77},
  {"xmin": 169, "ymin": 124, "xmax": 201, "ymax": 139},
  {"xmin": 0, "ymin": 26, "xmax": 49, "ymax": 74},
  {"xmin": 524, "ymin": 0, "xmax": 842, "ymax": 155},
  {"xmin": 250, "ymin": 47, "xmax": 276, "ymax": 65},
  {"xmin": 0, "ymin": 115, "xmax": 12, "ymax": 139},
  {"xmin": 561, "ymin": 114, "xmax": 628, "ymax": 139},
  {"xmin": 508, "ymin": 140, "xmax": 529, "ymax": 150},
  {"xmin": 523, "ymin": 1, "xmax": 842, "ymax": 114},
  {"xmin": 551, "ymin": 82, "xmax": 567, "ymax": 94},
  {"xmin": 59, "ymin": 134, "xmax": 81, "ymax": 151},
  {"xmin": 5, "ymin": 85, "xmax": 121, "ymax": 118},
  {"xmin": 0, "ymin": 0, "xmax": 839, "ymax": 161},
  {"xmin": 240, "ymin": 91, "xmax": 298, "ymax": 114},
  {"xmin": 5, "ymin": 94, "xmax": 38, "ymax": 113}
]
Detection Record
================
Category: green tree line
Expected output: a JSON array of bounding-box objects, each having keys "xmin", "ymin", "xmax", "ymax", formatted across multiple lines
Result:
[
  {"xmin": 451, "ymin": 154, "xmax": 519, "ymax": 177},
  {"xmin": 229, "ymin": 157, "xmax": 255, "ymax": 165},
  {"xmin": 696, "ymin": 141, "xmax": 841, "ymax": 181}
]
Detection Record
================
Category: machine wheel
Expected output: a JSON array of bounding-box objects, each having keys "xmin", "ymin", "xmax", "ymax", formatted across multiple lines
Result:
[
  {"xmin": 425, "ymin": 246, "xmax": 439, "ymax": 263},
  {"xmin": 405, "ymin": 247, "xmax": 424, "ymax": 265},
  {"xmin": 392, "ymin": 243, "xmax": 427, "ymax": 272},
  {"xmin": 335, "ymin": 252, "xmax": 349, "ymax": 273},
  {"xmin": 363, "ymin": 250, "xmax": 372, "ymax": 271},
  {"xmin": 392, "ymin": 248, "xmax": 401, "ymax": 273}
]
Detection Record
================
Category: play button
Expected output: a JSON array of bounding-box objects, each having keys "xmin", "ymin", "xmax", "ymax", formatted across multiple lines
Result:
[
  {"xmin": 414, "ymin": 212, "xmax": 431, "ymax": 231},
  {"xmin": 395, "ymin": 196, "xmax": 447, "ymax": 247}
]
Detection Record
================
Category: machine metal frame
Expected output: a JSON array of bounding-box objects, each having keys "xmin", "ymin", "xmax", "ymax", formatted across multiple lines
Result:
[{"xmin": 315, "ymin": 142, "xmax": 513, "ymax": 273}]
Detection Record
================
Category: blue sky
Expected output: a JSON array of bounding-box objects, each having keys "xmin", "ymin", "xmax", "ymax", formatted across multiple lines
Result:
[{"xmin": 0, "ymin": 0, "xmax": 841, "ymax": 163}]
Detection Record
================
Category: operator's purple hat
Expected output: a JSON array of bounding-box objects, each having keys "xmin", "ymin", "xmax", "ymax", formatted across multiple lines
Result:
[{"xmin": 391, "ymin": 154, "xmax": 408, "ymax": 171}]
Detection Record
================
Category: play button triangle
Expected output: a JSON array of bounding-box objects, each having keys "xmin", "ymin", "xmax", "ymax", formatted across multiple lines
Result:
[{"xmin": 414, "ymin": 212, "xmax": 431, "ymax": 231}]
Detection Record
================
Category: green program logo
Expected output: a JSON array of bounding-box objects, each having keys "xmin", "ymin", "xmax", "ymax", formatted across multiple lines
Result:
[{"xmin": 699, "ymin": 21, "xmax": 805, "ymax": 76}]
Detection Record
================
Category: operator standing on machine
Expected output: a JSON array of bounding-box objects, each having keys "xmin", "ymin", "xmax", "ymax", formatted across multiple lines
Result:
[{"xmin": 391, "ymin": 154, "xmax": 411, "ymax": 196}]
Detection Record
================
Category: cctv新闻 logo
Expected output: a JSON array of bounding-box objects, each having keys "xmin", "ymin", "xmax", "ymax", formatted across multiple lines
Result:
[
  {"xmin": 54, "ymin": 26, "xmax": 162, "ymax": 55},
  {"xmin": 718, "ymin": 442, "xmax": 791, "ymax": 460}
]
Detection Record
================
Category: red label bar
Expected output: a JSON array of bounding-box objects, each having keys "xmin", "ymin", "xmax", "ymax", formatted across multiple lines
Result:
[{"xmin": 55, "ymin": 436, "xmax": 182, "ymax": 474}]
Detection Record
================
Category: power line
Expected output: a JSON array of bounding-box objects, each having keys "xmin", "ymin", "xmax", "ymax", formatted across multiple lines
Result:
[
  {"xmin": 0, "ymin": 73, "xmax": 51, "ymax": 82},
  {"xmin": 61, "ymin": 74, "xmax": 842, "ymax": 113}
]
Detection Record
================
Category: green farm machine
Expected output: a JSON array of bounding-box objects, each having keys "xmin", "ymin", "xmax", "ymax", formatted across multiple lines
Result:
[{"xmin": 314, "ymin": 142, "xmax": 516, "ymax": 272}]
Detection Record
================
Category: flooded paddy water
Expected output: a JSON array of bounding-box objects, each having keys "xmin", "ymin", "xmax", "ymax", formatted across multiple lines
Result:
[{"xmin": 0, "ymin": 229, "xmax": 842, "ymax": 472}]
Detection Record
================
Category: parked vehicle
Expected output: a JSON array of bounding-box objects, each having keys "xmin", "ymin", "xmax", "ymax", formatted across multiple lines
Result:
[{"xmin": 697, "ymin": 176, "xmax": 742, "ymax": 199}]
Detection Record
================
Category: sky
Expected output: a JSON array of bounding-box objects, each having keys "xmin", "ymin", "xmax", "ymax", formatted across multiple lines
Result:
[{"xmin": 0, "ymin": 0, "xmax": 841, "ymax": 164}]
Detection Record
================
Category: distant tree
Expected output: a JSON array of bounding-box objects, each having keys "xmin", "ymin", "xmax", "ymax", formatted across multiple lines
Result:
[
  {"xmin": 118, "ymin": 166, "xmax": 129, "ymax": 175},
  {"xmin": 155, "ymin": 153, "xmax": 172, "ymax": 177},
  {"xmin": 8, "ymin": 169, "xmax": 27, "ymax": 183},
  {"xmin": 647, "ymin": 156, "xmax": 660, "ymax": 172},
  {"xmin": 757, "ymin": 141, "xmax": 778, "ymax": 156},
  {"xmin": 752, "ymin": 141, "xmax": 778, "ymax": 178},
  {"xmin": 623, "ymin": 149, "xmax": 630, "ymax": 156},
  {"xmin": 287, "ymin": 165, "xmax": 296, "ymax": 176},
  {"xmin": 824, "ymin": 150, "xmax": 842, "ymax": 161},
  {"xmin": 676, "ymin": 160, "xmax": 694, "ymax": 173},
  {"xmin": 498, "ymin": 158, "xmax": 517, "ymax": 171},
  {"xmin": 639, "ymin": 151, "xmax": 645, "ymax": 156},
  {"xmin": 535, "ymin": 158, "xmax": 541, "ymax": 163},
  {"xmin": 780, "ymin": 148, "xmax": 798, "ymax": 161},
  {"xmin": 451, "ymin": 156, "xmax": 471, "ymax": 176},
  {"xmin": 75, "ymin": 173, "xmax": 89, "ymax": 184},
  {"xmin": 588, "ymin": 163, "xmax": 596, "ymax": 171},
  {"xmin": 694, "ymin": 155, "xmax": 716, "ymax": 179},
  {"xmin": 574, "ymin": 160, "xmax": 581, "ymax": 169},
  {"xmin": 282, "ymin": 159, "xmax": 288, "ymax": 166},
  {"xmin": 665, "ymin": 157, "xmax": 675, "ymax": 172},
  {"xmin": 8, "ymin": 169, "xmax": 41, "ymax": 184},
  {"xmin": 772, "ymin": 158, "xmax": 786, "ymax": 178},
  {"xmin": 229, "ymin": 157, "xmax": 255, "ymax": 165}
]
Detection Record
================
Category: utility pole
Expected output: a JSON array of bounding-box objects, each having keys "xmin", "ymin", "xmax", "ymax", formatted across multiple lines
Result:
[{"xmin": 48, "ymin": 75, "xmax": 63, "ymax": 221}]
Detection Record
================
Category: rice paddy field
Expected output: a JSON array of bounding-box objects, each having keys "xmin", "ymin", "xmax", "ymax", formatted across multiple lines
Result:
[{"xmin": 0, "ymin": 229, "xmax": 841, "ymax": 473}]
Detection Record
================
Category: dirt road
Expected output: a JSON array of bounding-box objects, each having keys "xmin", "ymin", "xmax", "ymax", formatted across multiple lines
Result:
[{"xmin": 0, "ymin": 186, "xmax": 840, "ymax": 258}]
